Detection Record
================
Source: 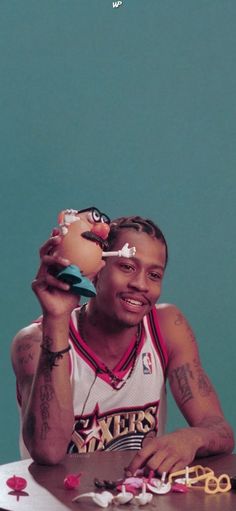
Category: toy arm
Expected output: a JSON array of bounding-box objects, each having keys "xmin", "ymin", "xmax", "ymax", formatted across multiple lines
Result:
[{"xmin": 102, "ymin": 243, "xmax": 136, "ymax": 258}]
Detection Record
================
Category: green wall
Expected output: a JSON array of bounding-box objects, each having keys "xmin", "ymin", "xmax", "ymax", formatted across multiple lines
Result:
[{"xmin": 1, "ymin": 1, "xmax": 235, "ymax": 463}]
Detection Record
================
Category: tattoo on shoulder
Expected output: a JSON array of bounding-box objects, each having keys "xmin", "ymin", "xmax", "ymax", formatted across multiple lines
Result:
[
  {"xmin": 193, "ymin": 358, "xmax": 213, "ymax": 397},
  {"xmin": 17, "ymin": 341, "xmax": 35, "ymax": 366},
  {"xmin": 19, "ymin": 352, "xmax": 34, "ymax": 366},
  {"xmin": 17, "ymin": 341, "xmax": 33, "ymax": 353},
  {"xmin": 169, "ymin": 363, "xmax": 194, "ymax": 404},
  {"xmin": 174, "ymin": 313, "xmax": 196, "ymax": 343}
]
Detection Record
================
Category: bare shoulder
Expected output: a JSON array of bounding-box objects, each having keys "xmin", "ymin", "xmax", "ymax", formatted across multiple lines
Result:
[
  {"xmin": 156, "ymin": 303, "xmax": 198, "ymax": 355},
  {"xmin": 11, "ymin": 322, "xmax": 42, "ymax": 378}
]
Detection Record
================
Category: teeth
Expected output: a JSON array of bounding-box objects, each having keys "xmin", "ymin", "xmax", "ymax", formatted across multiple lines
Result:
[{"xmin": 124, "ymin": 298, "xmax": 143, "ymax": 306}]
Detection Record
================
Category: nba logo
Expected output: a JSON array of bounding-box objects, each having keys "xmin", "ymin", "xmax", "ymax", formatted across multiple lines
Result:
[{"xmin": 142, "ymin": 353, "xmax": 152, "ymax": 374}]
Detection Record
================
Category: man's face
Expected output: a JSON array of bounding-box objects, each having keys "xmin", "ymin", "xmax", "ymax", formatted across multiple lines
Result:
[{"xmin": 95, "ymin": 229, "xmax": 166, "ymax": 327}]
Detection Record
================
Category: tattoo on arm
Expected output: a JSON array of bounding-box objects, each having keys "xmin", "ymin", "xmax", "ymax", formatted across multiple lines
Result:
[
  {"xmin": 26, "ymin": 412, "xmax": 36, "ymax": 438},
  {"xmin": 174, "ymin": 313, "xmax": 196, "ymax": 343},
  {"xmin": 42, "ymin": 335, "xmax": 53, "ymax": 350},
  {"xmin": 38, "ymin": 336, "xmax": 55, "ymax": 440},
  {"xmin": 169, "ymin": 363, "xmax": 194, "ymax": 404},
  {"xmin": 193, "ymin": 357, "xmax": 213, "ymax": 397}
]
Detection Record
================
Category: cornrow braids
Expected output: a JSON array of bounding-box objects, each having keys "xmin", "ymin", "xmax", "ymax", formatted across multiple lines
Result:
[{"xmin": 106, "ymin": 215, "xmax": 168, "ymax": 267}]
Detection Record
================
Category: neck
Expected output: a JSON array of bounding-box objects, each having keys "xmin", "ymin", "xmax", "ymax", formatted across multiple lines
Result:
[{"xmin": 77, "ymin": 303, "xmax": 139, "ymax": 364}]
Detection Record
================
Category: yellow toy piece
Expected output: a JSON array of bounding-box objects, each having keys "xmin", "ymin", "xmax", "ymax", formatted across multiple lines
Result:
[{"xmin": 169, "ymin": 465, "xmax": 231, "ymax": 494}]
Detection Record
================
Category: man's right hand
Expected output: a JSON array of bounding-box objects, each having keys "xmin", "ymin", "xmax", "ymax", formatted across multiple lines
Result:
[{"xmin": 32, "ymin": 231, "xmax": 79, "ymax": 318}]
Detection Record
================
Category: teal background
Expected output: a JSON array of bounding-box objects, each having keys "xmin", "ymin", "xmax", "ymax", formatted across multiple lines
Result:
[{"xmin": 1, "ymin": 1, "xmax": 235, "ymax": 463}]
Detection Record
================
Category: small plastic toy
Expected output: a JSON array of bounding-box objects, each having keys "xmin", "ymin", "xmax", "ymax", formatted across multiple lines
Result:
[
  {"xmin": 94, "ymin": 478, "xmax": 118, "ymax": 490},
  {"xmin": 56, "ymin": 207, "xmax": 136, "ymax": 297},
  {"xmin": 6, "ymin": 475, "xmax": 27, "ymax": 491},
  {"xmin": 72, "ymin": 490, "xmax": 113, "ymax": 507},
  {"xmin": 134, "ymin": 483, "xmax": 153, "ymax": 505},
  {"xmin": 147, "ymin": 472, "xmax": 171, "ymax": 495},
  {"xmin": 63, "ymin": 472, "xmax": 81, "ymax": 490},
  {"xmin": 204, "ymin": 474, "xmax": 231, "ymax": 495},
  {"xmin": 113, "ymin": 485, "xmax": 133, "ymax": 504},
  {"xmin": 169, "ymin": 465, "xmax": 214, "ymax": 486},
  {"xmin": 171, "ymin": 482, "xmax": 188, "ymax": 493},
  {"xmin": 169, "ymin": 465, "xmax": 232, "ymax": 494}
]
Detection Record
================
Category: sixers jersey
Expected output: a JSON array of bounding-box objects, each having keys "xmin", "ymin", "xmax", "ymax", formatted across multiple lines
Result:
[
  {"xmin": 18, "ymin": 306, "xmax": 168, "ymax": 458},
  {"xmin": 67, "ymin": 306, "xmax": 168, "ymax": 454}
]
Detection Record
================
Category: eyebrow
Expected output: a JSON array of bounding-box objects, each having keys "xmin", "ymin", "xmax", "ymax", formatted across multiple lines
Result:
[{"xmin": 121, "ymin": 256, "xmax": 165, "ymax": 272}]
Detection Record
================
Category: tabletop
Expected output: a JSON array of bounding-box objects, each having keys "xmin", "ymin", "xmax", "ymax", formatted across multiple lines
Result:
[{"xmin": 0, "ymin": 451, "xmax": 236, "ymax": 511}]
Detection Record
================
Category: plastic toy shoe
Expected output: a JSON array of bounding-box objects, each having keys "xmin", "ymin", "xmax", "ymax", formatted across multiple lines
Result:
[
  {"xmin": 135, "ymin": 483, "xmax": 153, "ymax": 505},
  {"xmin": 72, "ymin": 491, "xmax": 113, "ymax": 507}
]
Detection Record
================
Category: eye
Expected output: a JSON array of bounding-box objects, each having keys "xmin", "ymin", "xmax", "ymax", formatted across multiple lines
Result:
[
  {"xmin": 119, "ymin": 262, "xmax": 135, "ymax": 272},
  {"xmin": 92, "ymin": 209, "xmax": 101, "ymax": 222},
  {"xmin": 149, "ymin": 271, "xmax": 162, "ymax": 281}
]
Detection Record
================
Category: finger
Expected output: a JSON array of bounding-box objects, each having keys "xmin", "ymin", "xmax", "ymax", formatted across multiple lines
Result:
[
  {"xmin": 41, "ymin": 254, "xmax": 70, "ymax": 268},
  {"xmin": 125, "ymin": 444, "xmax": 158, "ymax": 475},
  {"xmin": 148, "ymin": 454, "xmax": 181, "ymax": 475},
  {"xmin": 32, "ymin": 273, "xmax": 70, "ymax": 293},
  {"xmin": 169, "ymin": 460, "xmax": 188, "ymax": 474},
  {"xmin": 39, "ymin": 235, "xmax": 62, "ymax": 258}
]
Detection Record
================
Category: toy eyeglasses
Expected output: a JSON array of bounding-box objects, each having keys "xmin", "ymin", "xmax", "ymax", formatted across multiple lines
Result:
[
  {"xmin": 169, "ymin": 465, "xmax": 231, "ymax": 494},
  {"xmin": 78, "ymin": 207, "xmax": 110, "ymax": 225}
]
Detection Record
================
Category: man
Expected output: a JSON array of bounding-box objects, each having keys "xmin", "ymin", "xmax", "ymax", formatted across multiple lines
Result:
[{"xmin": 11, "ymin": 214, "xmax": 234, "ymax": 473}]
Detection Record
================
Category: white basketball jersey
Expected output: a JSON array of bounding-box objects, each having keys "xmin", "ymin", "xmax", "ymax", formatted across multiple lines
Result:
[
  {"xmin": 18, "ymin": 306, "xmax": 168, "ymax": 458},
  {"xmin": 68, "ymin": 306, "xmax": 168, "ymax": 453}
]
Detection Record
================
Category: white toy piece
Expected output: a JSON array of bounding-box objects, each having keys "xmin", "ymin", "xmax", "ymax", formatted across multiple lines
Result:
[
  {"xmin": 135, "ymin": 483, "xmax": 153, "ymax": 505},
  {"xmin": 114, "ymin": 485, "xmax": 133, "ymax": 504},
  {"xmin": 147, "ymin": 472, "xmax": 171, "ymax": 495},
  {"xmin": 102, "ymin": 243, "xmax": 136, "ymax": 258},
  {"xmin": 72, "ymin": 490, "xmax": 113, "ymax": 507},
  {"xmin": 174, "ymin": 466, "xmax": 190, "ymax": 485}
]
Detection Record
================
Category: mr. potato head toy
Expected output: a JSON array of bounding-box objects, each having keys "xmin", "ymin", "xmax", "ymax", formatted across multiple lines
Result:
[{"xmin": 56, "ymin": 207, "xmax": 136, "ymax": 297}]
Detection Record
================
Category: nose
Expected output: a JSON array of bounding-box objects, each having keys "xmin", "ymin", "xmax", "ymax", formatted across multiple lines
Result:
[
  {"xmin": 128, "ymin": 270, "xmax": 149, "ymax": 292},
  {"xmin": 91, "ymin": 222, "xmax": 110, "ymax": 240}
]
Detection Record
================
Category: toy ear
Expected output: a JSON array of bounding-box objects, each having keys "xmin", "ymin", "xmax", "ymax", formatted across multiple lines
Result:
[{"xmin": 58, "ymin": 210, "xmax": 65, "ymax": 225}]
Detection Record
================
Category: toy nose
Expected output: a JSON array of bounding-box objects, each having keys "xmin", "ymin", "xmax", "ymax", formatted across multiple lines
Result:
[{"xmin": 91, "ymin": 222, "xmax": 110, "ymax": 239}]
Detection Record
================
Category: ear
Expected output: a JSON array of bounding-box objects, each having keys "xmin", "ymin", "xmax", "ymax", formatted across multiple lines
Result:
[{"xmin": 93, "ymin": 274, "xmax": 98, "ymax": 287}]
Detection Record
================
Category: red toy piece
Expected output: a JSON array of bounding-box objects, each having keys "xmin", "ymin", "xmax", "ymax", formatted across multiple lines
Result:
[
  {"xmin": 64, "ymin": 473, "xmax": 82, "ymax": 490},
  {"xmin": 6, "ymin": 475, "xmax": 27, "ymax": 491},
  {"xmin": 171, "ymin": 482, "xmax": 188, "ymax": 493}
]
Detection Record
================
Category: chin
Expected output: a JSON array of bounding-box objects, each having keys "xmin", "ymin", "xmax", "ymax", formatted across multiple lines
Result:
[{"xmin": 116, "ymin": 311, "xmax": 144, "ymax": 328}]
